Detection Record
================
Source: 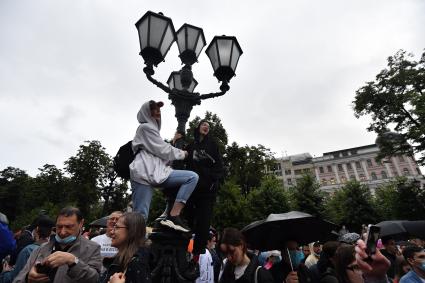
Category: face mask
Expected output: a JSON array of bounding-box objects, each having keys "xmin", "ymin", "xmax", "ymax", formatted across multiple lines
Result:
[
  {"xmin": 289, "ymin": 250, "xmax": 304, "ymax": 267},
  {"xmin": 55, "ymin": 234, "xmax": 76, "ymax": 244}
]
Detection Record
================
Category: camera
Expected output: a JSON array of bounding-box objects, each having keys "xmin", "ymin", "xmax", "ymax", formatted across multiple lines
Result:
[{"xmin": 365, "ymin": 224, "xmax": 381, "ymax": 256}]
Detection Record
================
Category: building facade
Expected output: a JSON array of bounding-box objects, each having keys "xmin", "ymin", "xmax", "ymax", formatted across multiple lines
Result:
[{"xmin": 267, "ymin": 144, "xmax": 423, "ymax": 193}]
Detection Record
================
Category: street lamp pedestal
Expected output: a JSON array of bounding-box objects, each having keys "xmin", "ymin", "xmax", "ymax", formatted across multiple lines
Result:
[{"xmin": 149, "ymin": 226, "xmax": 195, "ymax": 283}]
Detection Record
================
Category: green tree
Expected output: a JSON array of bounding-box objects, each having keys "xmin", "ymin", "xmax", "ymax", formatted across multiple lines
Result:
[
  {"xmin": 353, "ymin": 50, "xmax": 425, "ymax": 165},
  {"xmin": 213, "ymin": 180, "xmax": 249, "ymax": 230},
  {"xmin": 324, "ymin": 181, "xmax": 378, "ymax": 232},
  {"xmin": 0, "ymin": 167, "xmax": 31, "ymax": 223},
  {"xmin": 64, "ymin": 140, "xmax": 112, "ymax": 219},
  {"xmin": 246, "ymin": 176, "xmax": 290, "ymax": 222},
  {"xmin": 289, "ymin": 174, "xmax": 325, "ymax": 217},
  {"xmin": 375, "ymin": 178, "xmax": 425, "ymax": 221},
  {"xmin": 225, "ymin": 142, "xmax": 275, "ymax": 195}
]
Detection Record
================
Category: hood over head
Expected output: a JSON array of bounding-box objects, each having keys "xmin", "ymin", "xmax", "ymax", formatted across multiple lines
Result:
[{"xmin": 137, "ymin": 100, "xmax": 163, "ymax": 130}]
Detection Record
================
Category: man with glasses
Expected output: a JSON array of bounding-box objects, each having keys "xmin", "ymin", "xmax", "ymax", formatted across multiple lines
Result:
[{"xmin": 14, "ymin": 207, "xmax": 102, "ymax": 283}]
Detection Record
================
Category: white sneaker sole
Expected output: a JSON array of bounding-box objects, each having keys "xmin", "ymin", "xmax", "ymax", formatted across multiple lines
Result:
[{"xmin": 160, "ymin": 219, "xmax": 190, "ymax": 233}]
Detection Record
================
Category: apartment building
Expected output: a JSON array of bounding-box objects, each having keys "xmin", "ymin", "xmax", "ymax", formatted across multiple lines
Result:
[{"xmin": 267, "ymin": 144, "xmax": 422, "ymax": 193}]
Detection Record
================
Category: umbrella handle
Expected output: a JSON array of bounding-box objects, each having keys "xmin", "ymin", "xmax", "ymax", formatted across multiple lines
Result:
[{"xmin": 286, "ymin": 248, "xmax": 294, "ymax": 271}]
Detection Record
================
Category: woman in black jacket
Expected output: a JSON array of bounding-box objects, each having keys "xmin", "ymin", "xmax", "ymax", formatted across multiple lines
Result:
[
  {"xmin": 102, "ymin": 212, "xmax": 151, "ymax": 283},
  {"xmin": 185, "ymin": 120, "xmax": 224, "ymax": 260},
  {"xmin": 219, "ymin": 228, "xmax": 274, "ymax": 283}
]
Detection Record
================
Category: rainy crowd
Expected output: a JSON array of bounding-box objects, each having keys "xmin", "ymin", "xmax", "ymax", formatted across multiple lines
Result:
[{"xmin": 0, "ymin": 100, "xmax": 424, "ymax": 283}]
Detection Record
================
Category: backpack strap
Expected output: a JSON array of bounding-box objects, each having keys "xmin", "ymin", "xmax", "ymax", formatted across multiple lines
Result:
[{"xmin": 255, "ymin": 266, "xmax": 261, "ymax": 283}]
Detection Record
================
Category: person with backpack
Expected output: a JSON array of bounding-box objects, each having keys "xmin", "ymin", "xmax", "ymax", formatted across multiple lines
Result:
[{"xmin": 129, "ymin": 100, "xmax": 199, "ymax": 232}]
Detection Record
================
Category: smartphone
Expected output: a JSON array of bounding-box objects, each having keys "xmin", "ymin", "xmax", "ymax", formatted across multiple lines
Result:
[
  {"xmin": 35, "ymin": 263, "xmax": 52, "ymax": 274},
  {"xmin": 365, "ymin": 225, "xmax": 381, "ymax": 256}
]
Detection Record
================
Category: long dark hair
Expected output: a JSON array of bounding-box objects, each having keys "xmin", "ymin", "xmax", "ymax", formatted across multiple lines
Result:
[
  {"xmin": 115, "ymin": 212, "xmax": 146, "ymax": 269},
  {"xmin": 334, "ymin": 244, "xmax": 355, "ymax": 283}
]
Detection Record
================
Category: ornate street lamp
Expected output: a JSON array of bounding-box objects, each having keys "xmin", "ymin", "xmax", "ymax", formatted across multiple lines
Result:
[{"xmin": 135, "ymin": 11, "xmax": 243, "ymax": 134}]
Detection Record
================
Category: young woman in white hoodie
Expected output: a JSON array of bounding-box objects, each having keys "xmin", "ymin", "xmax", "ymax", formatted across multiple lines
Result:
[{"xmin": 129, "ymin": 100, "xmax": 199, "ymax": 232}]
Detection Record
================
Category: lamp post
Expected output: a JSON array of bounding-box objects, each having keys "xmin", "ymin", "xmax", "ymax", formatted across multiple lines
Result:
[{"xmin": 135, "ymin": 11, "xmax": 243, "ymax": 135}]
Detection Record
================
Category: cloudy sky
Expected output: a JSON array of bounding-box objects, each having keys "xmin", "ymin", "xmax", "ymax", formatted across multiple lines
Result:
[{"xmin": 1, "ymin": 0, "xmax": 424, "ymax": 176}]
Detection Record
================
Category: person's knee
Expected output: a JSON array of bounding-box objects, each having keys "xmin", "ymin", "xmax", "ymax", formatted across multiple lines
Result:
[{"xmin": 190, "ymin": 171, "xmax": 199, "ymax": 182}]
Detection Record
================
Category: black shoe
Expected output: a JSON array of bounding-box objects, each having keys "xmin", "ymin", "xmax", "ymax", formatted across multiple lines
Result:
[
  {"xmin": 160, "ymin": 215, "xmax": 190, "ymax": 233},
  {"xmin": 182, "ymin": 259, "xmax": 200, "ymax": 280}
]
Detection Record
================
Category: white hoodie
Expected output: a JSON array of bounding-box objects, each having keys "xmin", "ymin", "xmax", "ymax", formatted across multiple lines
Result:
[{"xmin": 129, "ymin": 101, "xmax": 185, "ymax": 185}]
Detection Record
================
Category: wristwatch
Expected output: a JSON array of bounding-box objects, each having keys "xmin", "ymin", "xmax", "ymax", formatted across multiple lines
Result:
[{"xmin": 69, "ymin": 256, "xmax": 79, "ymax": 268}]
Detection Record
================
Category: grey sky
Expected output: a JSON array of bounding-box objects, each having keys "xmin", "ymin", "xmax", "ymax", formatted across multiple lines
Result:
[{"xmin": 1, "ymin": 0, "xmax": 425, "ymax": 176}]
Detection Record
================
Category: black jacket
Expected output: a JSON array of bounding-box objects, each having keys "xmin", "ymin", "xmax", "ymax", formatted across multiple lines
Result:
[
  {"xmin": 219, "ymin": 253, "xmax": 274, "ymax": 283},
  {"xmin": 186, "ymin": 133, "xmax": 224, "ymax": 198},
  {"xmin": 102, "ymin": 247, "xmax": 151, "ymax": 283}
]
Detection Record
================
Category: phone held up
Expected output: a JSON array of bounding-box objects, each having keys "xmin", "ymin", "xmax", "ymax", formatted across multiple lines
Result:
[{"xmin": 365, "ymin": 224, "xmax": 381, "ymax": 256}]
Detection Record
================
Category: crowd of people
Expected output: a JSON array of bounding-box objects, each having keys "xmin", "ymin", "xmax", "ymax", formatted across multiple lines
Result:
[{"xmin": 1, "ymin": 100, "xmax": 424, "ymax": 283}]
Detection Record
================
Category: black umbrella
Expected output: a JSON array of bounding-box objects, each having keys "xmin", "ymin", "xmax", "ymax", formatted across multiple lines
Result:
[
  {"xmin": 376, "ymin": 220, "xmax": 408, "ymax": 240},
  {"xmin": 241, "ymin": 211, "xmax": 338, "ymax": 251},
  {"xmin": 400, "ymin": 220, "xmax": 425, "ymax": 239},
  {"xmin": 89, "ymin": 216, "xmax": 108, "ymax": 227}
]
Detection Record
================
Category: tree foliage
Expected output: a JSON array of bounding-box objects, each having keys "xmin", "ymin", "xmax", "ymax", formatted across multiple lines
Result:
[
  {"xmin": 353, "ymin": 49, "xmax": 425, "ymax": 165},
  {"xmin": 225, "ymin": 142, "xmax": 275, "ymax": 195},
  {"xmin": 289, "ymin": 174, "xmax": 325, "ymax": 217},
  {"xmin": 324, "ymin": 181, "xmax": 378, "ymax": 233},
  {"xmin": 375, "ymin": 178, "xmax": 425, "ymax": 221},
  {"xmin": 246, "ymin": 176, "xmax": 290, "ymax": 221}
]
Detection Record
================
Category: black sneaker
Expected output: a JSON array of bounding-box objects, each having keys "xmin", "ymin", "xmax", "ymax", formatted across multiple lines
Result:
[
  {"xmin": 182, "ymin": 259, "xmax": 200, "ymax": 280},
  {"xmin": 160, "ymin": 215, "xmax": 190, "ymax": 233}
]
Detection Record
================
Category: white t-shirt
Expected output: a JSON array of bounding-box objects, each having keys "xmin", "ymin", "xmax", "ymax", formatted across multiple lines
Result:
[
  {"xmin": 196, "ymin": 249, "xmax": 214, "ymax": 283},
  {"xmin": 91, "ymin": 234, "xmax": 118, "ymax": 258}
]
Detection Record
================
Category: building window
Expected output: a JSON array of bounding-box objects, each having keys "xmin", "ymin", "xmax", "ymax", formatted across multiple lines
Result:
[
  {"xmin": 356, "ymin": 161, "xmax": 361, "ymax": 169},
  {"xmin": 359, "ymin": 174, "xmax": 366, "ymax": 181},
  {"xmin": 275, "ymin": 163, "xmax": 282, "ymax": 170},
  {"xmin": 287, "ymin": 178, "xmax": 292, "ymax": 185},
  {"xmin": 347, "ymin": 163, "xmax": 352, "ymax": 170},
  {"xmin": 321, "ymin": 179, "xmax": 327, "ymax": 185},
  {"xmin": 403, "ymin": 168, "xmax": 409, "ymax": 176},
  {"xmin": 294, "ymin": 169, "xmax": 302, "ymax": 175},
  {"xmin": 342, "ymin": 151, "xmax": 348, "ymax": 157},
  {"xmin": 399, "ymin": 155, "xmax": 405, "ymax": 162},
  {"xmin": 327, "ymin": 165, "xmax": 332, "ymax": 172},
  {"xmin": 367, "ymin": 159, "xmax": 373, "ymax": 167},
  {"xmin": 350, "ymin": 175, "xmax": 356, "ymax": 180},
  {"xmin": 341, "ymin": 176, "xmax": 347, "ymax": 183},
  {"xmin": 338, "ymin": 164, "xmax": 343, "ymax": 172},
  {"xmin": 285, "ymin": 169, "xmax": 292, "ymax": 175},
  {"xmin": 319, "ymin": 167, "xmax": 324, "ymax": 174},
  {"xmin": 275, "ymin": 171, "xmax": 282, "ymax": 176},
  {"xmin": 371, "ymin": 172, "xmax": 377, "ymax": 180},
  {"xmin": 330, "ymin": 178, "xmax": 336, "ymax": 184},
  {"xmin": 381, "ymin": 171, "xmax": 388, "ymax": 179}
]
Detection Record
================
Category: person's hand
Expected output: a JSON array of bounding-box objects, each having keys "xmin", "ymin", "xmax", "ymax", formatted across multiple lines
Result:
[
  {"xmin": 172, "ymin": 132, "xmax": 183, "ymax": 144},
  {"xmin": 2, "ymin": 262, "xmax": 12, "ymax": 272},
  {"xmin": 108, "ymin": 272, "xmax": 126, "ymax": 283},
  {"xmin": 285, "ymin": 271, "xmax": 299, "ymax": 283},
  {"xmin": 28, "ymin": 265, "xmax": 49, "ymax": 283},
  {"xmin": 355, "ymin": 239, "xmax": 390, "ymax": 280},
  {"xmin": 43, "ymin": 251, "xmax": 76, "ymax": 268}
]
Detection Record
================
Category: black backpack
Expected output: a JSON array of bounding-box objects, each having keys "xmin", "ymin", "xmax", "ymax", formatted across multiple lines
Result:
[{"xmin": 113, "ymin": 141, "xmax": 141, "ymax": 180}]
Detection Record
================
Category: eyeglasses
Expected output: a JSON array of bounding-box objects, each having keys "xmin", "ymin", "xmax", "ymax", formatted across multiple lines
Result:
[
  {"xmin": 112, "ymin": 225, "xmax": 127, "ymax": 231},
  {"xmin": 346, "ymin": 264, "xmax": 361, "ymax": 272}
]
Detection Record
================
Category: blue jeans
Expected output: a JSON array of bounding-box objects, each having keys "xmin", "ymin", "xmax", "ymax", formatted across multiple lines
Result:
[{"xmin": 131, "ymin": 170, "xmax": 199, "ymax": 220}]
